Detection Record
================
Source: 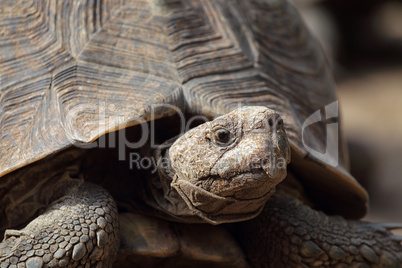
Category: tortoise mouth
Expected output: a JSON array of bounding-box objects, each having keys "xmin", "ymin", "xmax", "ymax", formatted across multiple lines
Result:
[
  {"xmin": 194, "ymin": 169, "xmax": 278, "ymax": 200},
  {"xmin": 149, "ymin": 161, "xmax": 280, "ymax": 224},
  {"xmin": 171, "ymin": 173, "xmax": 276, "ymax": 224}
]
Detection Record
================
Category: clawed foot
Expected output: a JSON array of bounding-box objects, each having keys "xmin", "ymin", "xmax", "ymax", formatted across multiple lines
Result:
[
  {"xmin": 0, "ymin": 182, "xmax": 119, "ymax": 268},
  {"xmin": 236, "ymin": 190, "xmax": 402, "ymax": 267}
]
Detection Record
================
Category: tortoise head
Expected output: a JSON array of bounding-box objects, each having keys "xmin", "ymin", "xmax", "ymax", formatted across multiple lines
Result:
[{"xmin": 152, "ymin": 106, "xmax": 290, "ymax": 224}]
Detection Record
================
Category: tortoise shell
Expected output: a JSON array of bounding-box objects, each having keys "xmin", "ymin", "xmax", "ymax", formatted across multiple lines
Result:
[{"xmin": 0, "ymin": 0, "xmax": 367, "ymax": 218}]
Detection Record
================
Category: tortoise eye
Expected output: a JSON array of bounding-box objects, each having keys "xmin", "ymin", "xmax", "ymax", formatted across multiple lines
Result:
[{"xmin": 214, "ymin": 128, "xmax": 231, "ymax": 144}]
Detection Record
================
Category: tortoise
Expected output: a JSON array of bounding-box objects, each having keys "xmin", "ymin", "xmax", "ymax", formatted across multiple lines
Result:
[{"xmin": 0, "ymin": 0, "xmax": 401, "ymax": 267}]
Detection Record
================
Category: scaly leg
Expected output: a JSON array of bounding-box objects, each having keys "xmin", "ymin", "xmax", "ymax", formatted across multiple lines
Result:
[
  {"xmin": 237, "ymin": 190, "xmax": 402, "ymax": 267},
  {"xmin": 0, "ymin": 176, "xmax": 119, "ymax": 268}
]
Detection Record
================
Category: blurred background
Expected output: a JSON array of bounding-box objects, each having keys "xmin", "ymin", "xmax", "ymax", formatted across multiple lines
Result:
[{"xmin": 293, "ymin": 0, "xmax": 402, "ymax": 229}]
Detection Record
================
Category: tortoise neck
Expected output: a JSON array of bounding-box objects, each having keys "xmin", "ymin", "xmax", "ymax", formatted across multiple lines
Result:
[{"xmin": 143, "ymin": 141, "xmax": 204, "ymax": 223}]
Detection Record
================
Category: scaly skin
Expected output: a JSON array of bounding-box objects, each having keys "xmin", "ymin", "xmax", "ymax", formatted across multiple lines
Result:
[
  {"xmin": 0, "ymin": 179, "xmax": 119, "ymax": 268},
  {"xmin": 237, "ymin": 190, "xmax": 402, "ymax": 267}
]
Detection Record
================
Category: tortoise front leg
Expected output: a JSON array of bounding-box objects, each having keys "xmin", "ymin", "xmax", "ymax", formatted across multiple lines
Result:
[
  {"xmin": 236, "ymin": 190, "xmax": 402, "ymax": 267},
  {"xmin": 0, "ymin": 175, "xmax": 119, "ymax": 268}
]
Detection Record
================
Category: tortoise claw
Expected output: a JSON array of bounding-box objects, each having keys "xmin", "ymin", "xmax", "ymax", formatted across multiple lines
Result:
[
  {"xmin": 390, "ymin": 235, "xmax": 402, "ymax": 243},
  {"xmin": 4, "ymin": 230, "xmax": 27, "ymax": 239},
  {"xmin": 380, "ymin": 222, "xmax": 402, "ymax": 230}
]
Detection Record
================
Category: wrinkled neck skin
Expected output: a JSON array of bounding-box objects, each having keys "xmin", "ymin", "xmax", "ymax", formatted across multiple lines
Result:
[{"xmin": 145, "ymin": 106, "xmax": 291, "ymax": 225}]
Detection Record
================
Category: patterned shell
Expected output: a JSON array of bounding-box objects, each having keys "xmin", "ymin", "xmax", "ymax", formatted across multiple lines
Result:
[{"xmin": 0, "ymin": 0, "xmax": 368, "ymax": 218}]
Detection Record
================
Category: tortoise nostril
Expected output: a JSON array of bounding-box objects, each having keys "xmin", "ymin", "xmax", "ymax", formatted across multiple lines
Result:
[
  {"xmin": 268, "ymin": 118, "xmax": 274, "ymax": 127},
  {"xmin": 268, "ymin": 117, "xmax": 283, "ymax": 129}
]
